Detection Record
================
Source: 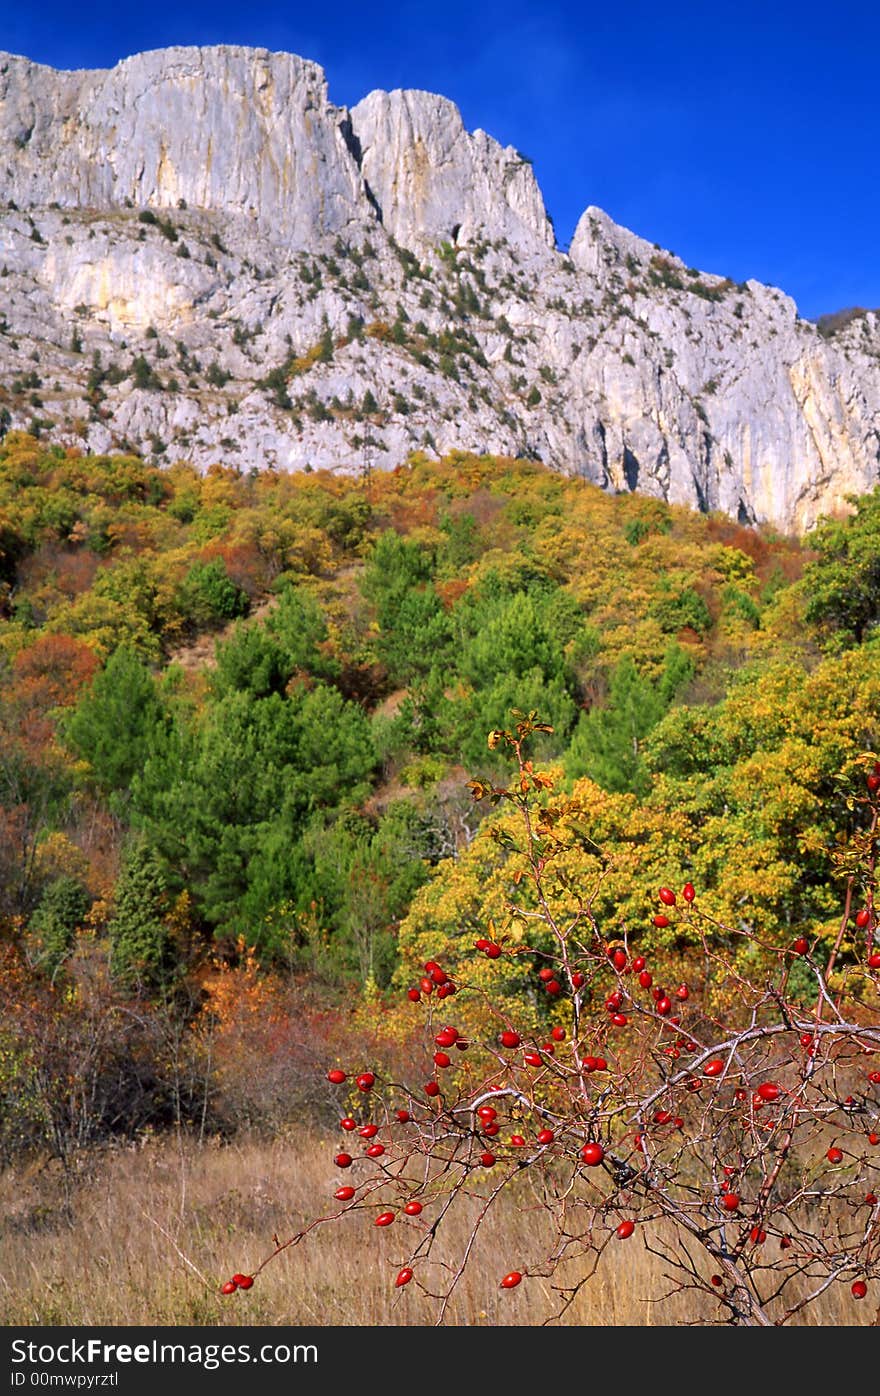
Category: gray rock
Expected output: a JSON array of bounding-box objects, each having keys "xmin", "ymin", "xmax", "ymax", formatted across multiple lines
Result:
[{"xmin": 0, "ymin": 43, "xmax": 878, "ymax": 533}]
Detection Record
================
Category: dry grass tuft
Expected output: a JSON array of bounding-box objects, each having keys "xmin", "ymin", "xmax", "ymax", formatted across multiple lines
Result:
[{"xmin": 0, "ymin": 1136, "xmax": 870, "ymax": 1327}]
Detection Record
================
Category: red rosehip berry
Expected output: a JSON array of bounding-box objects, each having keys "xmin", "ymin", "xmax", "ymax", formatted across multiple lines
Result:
[
  {"xmin": 581, "ymin": 1142, "xmax": 605, "ymax": 1166},
  {"xmin": 424, "ymin": 1081, "xmax": 440, "ymax": 1097},
  {"xmin": 221, "ymin": 1280, "xmax": 237, "ymax": 1295},
  {"xmin": 571, "ymin": 971, "xmax": 585, "ymax": 989},
  {"xmin": 852, "ymin": 1280, "xmax": 868, "ymax": 1299},
  {"xmin": 358, "ymin": 1123, "xmax": 378, "ymax": 1138},
  {"xmin": 682, "ymin": 882, "xmax": 695, "ymax": 902},
  {"xmin": 480, "ymin": 1151, "xmax": 496, "ymax": 1167},
  {"xmin": 374, "ymin": 1211, "xmax": 395, "ymax": 1227},
  {"xmin": 407, "ymin": 988, "xmax": 421, "ymax": 1002},
  {"xmin": 721, "ymin": 1193, "xmax": 740, "ymax": 1211},
  {"xmin": 500, "ymin": 1271, "xmax": 522, "ymax": 1289},
  {"xmin": 395, "ymin": 1268, "xmax": 414, "ymax": 1287},
  {"xmin": 551, "ymin": 1025, "xmax": 566, "ymax": 1042},
  {"xmin": 868, "ymin": 952, "xmax": 880, "ymax": 969},
  {"xmin": 334, "ymin": 1152, "xmax": 353, "ymax": 1168},
  {"xmin": 653, "ymin": 914, "xmax": 670, "ymax": 929},
  {"xmin": 404, "ymin": 1200, "xmax": 423, "ymax": 1215},
  {"xmin": 639, "ymin": 970, "xmax": 653, "ymax": 988},
  {"xmin": 500, "ymin": 1030, "xmax": 521, "ymax": 1048},
  {"xmin": 340, "ymin": 1117, "xmax": 356, "ymax": 1131},
  {"xmin": 656, "ymin": 996, "xmax": 672, "ymax": 1015},
  {"xmin": 509, "ymin": 1134, "xmax": 526, "ymax": 1147},
  {"xmin": 485, "ymin": 943, "xmax": 502, "ymax": 959},
  {"xmin": 356, "ymin": 1072, "xmax": 375, "ymax": 1092},
  {"xmin": 523, "ymin": 1050, "xmax": 543, "ymax": 1067},
  {"xmin": 477, "ymin": 1105, "xmax": 497, "ymax": 1122},
  {"xmin": 756, "ymin": 1082, "xmax": 781, "ymax": 1102},
  {"xmin": 433, "ymin": 1051, "xmax": 451, "ymax": 1068},
  {"xmin": 616, "ymin": 1219, "xmax": 635, "ymax": 1239},
  {"xmin": 855, "ymin": 909, "xmax": 871, "ymax": 928},
  {"xmin": 365, "ymin": 1143, "xmax": 385, "ymax": 1157},
  {"xmin": 327, "ymin": 1069, "xmax": 346, "ymax": 1084},
  {"xmin": 334, "ymin": 1185, "xmax": 356, "ymax": 1201},
  {"xmin": 658, "ymin": 887, "xmax": 676, "ymax": 906},
  {"xmin": 396, "ymin": 1109, "xmax": 410, "ymax": 1123},
  {"xmin": 826, "ymin": 1146, "xmax": 844, "ymax": 1164},
  {"xmin": 676, "ymin": 983, "xmax": 689, "ymax": 1000},
  {"xmin": 536, "ymin": 1128, "xmax": 555, "ymax": 1145},
  {"xmin": 237, "ymin": 1275, "xmax": 254, "ymax": 1290},
  {"xmin": 611, "ymin": 948, "xmax": 627, "ymax": 971},
  {"xmin": 792, "ymin": 937, "xmax": 809, "ymax": 955}
]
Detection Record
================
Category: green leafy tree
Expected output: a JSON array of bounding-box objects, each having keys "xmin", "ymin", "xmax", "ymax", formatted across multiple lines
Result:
[
  {"xmin": 650, "ymin": 580, "xmax": 712, "ymax": 635},
  {"xmin": 26, "ymin": 875, "xmax": 91, "ymax": 977},
  {"xmin": 62, "ymin": 648, "xmax": 167, "ymax": 798},
  {"xmin": 567, "ymin": 645, "xmax": 694, "ymax": 795},
  {"xmin": 803, "ymin": 487, "xmax": 880, "ymax": 648},
  {"xmin": 177, "ymin": 558, "xmax": 249, "ymax": 630},
  {"xmin": 130, "ymin": 685, "xmax": 376, "ymax": 948},
  {"xmin": 303, "ymin": 803, "xmax": 432, "ymax": 985},
  {"xmin": 265, "ymin": 584, "xmax": 338, "ymax": 679},
  {"xmin": 107, "ymin": 840, "xmax": 174, "ymax": 992},
  {"xmin": 361, "ymin": 532, "xmax": 450, "ymax": 684},
  {"xmin": 212, "ymin": 622, "xmax": 290, "ymax": 698}
]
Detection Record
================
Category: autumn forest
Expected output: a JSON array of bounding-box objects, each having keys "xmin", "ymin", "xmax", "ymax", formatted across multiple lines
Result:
[{"xmin": 0, "ymin": 430, "xmax": 877, "ymax": 1173}]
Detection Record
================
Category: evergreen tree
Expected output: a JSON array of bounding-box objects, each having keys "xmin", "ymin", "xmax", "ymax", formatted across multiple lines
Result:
[
  {"xmin": 62, "ymin": 647, "xmax": 166, "ymax": 797},
  {"xmin": 107, "ymin": 840, "xmax": 174, "ymax": 992},
  {"xmin": 27, "ymin": 875, "xmax": 91, "ymax": 977},
  {"xmin": 567, "ymin": 646, "xmax": 694, "ymax": 796}
]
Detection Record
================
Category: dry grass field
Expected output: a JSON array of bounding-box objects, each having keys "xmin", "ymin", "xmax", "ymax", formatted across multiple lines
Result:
[{"xmin": 0, "ymin": 1134, "xmax": 872, "ymax": 1327}]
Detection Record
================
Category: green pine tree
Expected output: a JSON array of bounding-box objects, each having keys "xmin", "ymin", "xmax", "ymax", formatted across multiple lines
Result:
[
  {"xmin": 27, "ymin": 876, "xmax": 91, "ymax": 977},
  {"xmin": 107, "ymin": 840, "xmax": 174, "ymax": 992}
]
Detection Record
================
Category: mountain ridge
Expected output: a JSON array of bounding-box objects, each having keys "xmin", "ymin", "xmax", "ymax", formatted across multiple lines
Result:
[{"xmin": 0, "ymin": 43, "xmax": 878, "ymax": 532}]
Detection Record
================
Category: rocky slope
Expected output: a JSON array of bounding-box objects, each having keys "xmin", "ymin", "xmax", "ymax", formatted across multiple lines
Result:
[{"xmin": 0, "ymin": 43, "xmax": 878, "ymax": 532}]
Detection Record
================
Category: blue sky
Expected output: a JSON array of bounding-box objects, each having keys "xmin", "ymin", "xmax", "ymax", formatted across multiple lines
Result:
[{"xmin": 3, "ymin": 1, "xmax": 875, "ymax": 319}]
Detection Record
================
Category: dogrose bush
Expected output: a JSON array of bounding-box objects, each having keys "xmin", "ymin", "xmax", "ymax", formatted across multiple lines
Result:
[{"xmin": 220, "ymin": 714, "xmax": 880, "ymax": 1326}]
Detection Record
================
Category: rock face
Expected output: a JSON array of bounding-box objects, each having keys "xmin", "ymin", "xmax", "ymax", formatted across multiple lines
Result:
[
  {"xmin": 0, "ymin": 47, "xmax": 370, "ymax": 244},
  {"xmin": 349, "ymin": 89, "xmax": 554, "ymax": 254},
  {"xmin": 0, "ymin": 43, "xmax": 877, "ymax": 533}
]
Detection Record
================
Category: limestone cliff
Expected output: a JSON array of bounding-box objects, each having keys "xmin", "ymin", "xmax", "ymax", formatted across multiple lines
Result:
[{"xmin": 0, "ymin": 43, "xmax": 877, "ymax": 532}]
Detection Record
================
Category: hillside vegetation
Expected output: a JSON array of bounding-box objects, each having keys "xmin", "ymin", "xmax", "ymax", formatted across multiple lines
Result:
[{"xmin": 1, "ymin": 431, "xmax": 879, "ymax": 1162}]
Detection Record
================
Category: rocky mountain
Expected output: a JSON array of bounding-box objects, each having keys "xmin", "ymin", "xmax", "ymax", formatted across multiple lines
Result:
[{"xmin": 0, "ymin": 43, "xmax": 878, "ymax": 532}]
